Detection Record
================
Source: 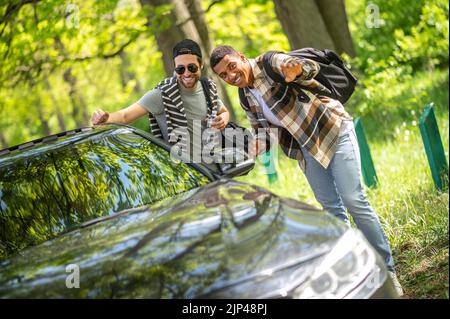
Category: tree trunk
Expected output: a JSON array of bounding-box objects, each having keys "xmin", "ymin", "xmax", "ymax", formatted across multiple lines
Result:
[
  {"xmin": 183, "ymin": 0, "xmax": 235, "ymax": 120},
  {"xmin": 55, "ymin": 37, "xmax": 89, "ymax": 127},
  {"xmin": 44, "ymin": 78, "xmax": 67, "ymax": 132},
  {"xmin": 272, "ymin": 0, "xmax": 336, "ymax": 51},
  {"xmin": 233, "ymin": 6, "xmax": 256, "ymax": 54},
  {"xmin": 140, "ymin": 0, "xmax": 186, "ymax": 76},
  {"xmin": 0, "ymin": 132, "xmax": 7, "ymax": 149},
  {"xmin": 184, "ymin": 0, "xmax": 212, "ymax": 54},
  {"xmin": 63, "ymin": 68, "xmax": 89, "ymax": 127},
  {"xmin": 36, "ymin": 105, "xmax": 51, "ymax": 136},
  {"xmin": 55, "ymin": 106, "xmax": 67, "ymax": 132},
  {"xmin": 140, "ymin": 0, "xmax": 236, "ymax": 119},
  {"xmin": 28, "ymin": 79, "xmax": 52, "ymax": 137},
  {"xmin": 316, "ymin": 0, "xmax": 356, "ymax": 57},
  {"xmin": 119, "ymin": 50, "xmax": 143, "ymax": 94}
]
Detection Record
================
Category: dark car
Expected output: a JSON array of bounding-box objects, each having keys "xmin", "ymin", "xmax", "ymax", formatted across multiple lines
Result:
[{"xmin": 0, "ymin": 124, "xmax": 399, "ymax": 298}]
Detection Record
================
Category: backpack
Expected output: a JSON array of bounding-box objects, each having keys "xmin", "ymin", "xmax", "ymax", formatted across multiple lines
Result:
[{"xmin": 238, "ymin": 48, "xmax": 357, "ymax": 109}]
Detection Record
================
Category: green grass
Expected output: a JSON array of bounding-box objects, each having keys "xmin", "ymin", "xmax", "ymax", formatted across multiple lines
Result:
[{"xmin": 236, "ymin": 68, "xmax": 449, "ymax": 299}]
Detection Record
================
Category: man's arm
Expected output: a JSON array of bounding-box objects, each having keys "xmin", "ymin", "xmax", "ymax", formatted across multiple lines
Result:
[
  {"xmin": 271, "ymin": 53, "xmax": 320, "ymax": 84},
  {"xmin": 210, "ymin": 104, "xmax": 230, "ymax": 131},
  {"xmin": 91, "ymin": 103, "xmax": 148, "ymax": 125}
]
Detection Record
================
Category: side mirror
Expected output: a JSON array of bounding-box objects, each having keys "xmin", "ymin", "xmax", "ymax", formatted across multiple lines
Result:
[
  {"xmin": 209, "ymin": 147, "xmax": 255, "ymax": 178},
  {"xmin": 221, "ymin": 158, "xmax": 255, "ymax": 178}
]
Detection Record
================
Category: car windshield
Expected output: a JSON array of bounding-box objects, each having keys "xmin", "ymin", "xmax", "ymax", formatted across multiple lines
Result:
[{"xmin": 0, "ymin": 129, "xmax": 210, "ymax": 258}]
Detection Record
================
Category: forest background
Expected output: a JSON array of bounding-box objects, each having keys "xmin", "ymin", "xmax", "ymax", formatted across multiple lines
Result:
[{"xmin": 0, "ymin": 0, "xmax": 448, "ymax": 298}]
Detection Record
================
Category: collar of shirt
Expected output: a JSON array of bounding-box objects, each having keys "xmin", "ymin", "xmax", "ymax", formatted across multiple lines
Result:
[
  {"xmin": 248, "ymin": 58, "xmax": 266, "ymax": 91},
  {"xmin": 243, "ymin": 58, "xmax": 265, "ymax": 120},
  {"xmin": 246, "ymin": 57, "xmax": 295, "ymax": 131},
  {"xmin": 245, "ymin": 58, "xmax": 270, "ymax": 114}
]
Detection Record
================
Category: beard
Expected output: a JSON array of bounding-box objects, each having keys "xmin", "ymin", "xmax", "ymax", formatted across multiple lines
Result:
[{"xmin": 178, "ymin": 74, "xmax": 199, "ymax": 89}]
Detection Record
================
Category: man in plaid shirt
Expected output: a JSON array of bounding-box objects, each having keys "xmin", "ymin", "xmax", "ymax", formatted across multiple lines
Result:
[{"xmin": 210, "ymin": 45, "xmax": 403, "ymax": 296}]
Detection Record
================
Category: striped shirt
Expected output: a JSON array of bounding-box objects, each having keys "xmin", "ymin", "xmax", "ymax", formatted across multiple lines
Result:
[
  {"xmin": 240, "ymin": 53, "xmax": 352, "ymax": 171},
  {"xmin": 148, "ymin": 76, "xmax": 220, "ymax": 153}
]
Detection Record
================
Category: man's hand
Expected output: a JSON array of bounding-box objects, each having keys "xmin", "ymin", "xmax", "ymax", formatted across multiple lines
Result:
[
  {"xmin": 91, "ymin": 109, "xmax": 110, "ymax": 125},
  {"xmin": 248, "ymin": 139, "xmax": 266, "ymax": 157},
  {"xmin": 210, "ymin": 113, "xmax": 228, "ymax": 131},
  {"xmin": 280, "ymin": 61, "xmax": 302, "ymax": 83}
]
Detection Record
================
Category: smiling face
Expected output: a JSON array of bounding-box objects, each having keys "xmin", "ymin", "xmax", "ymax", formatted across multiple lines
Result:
[
  {"xmin": 174, "ymin": 54, "xmax": 202, "ymax": 89},
  {"xmin": 213, "ymin": 53, "xmax": 254, "ymax": 88}
]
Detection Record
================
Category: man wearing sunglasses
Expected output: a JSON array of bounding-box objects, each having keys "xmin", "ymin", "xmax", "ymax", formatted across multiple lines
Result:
[{"xmin": 91, "ymin": 39, "xmax": 230, "ymax": 164}]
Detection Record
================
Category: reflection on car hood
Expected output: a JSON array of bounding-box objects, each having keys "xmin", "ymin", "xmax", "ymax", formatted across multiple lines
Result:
[{"xmin": 0, "ymin": 179, "xmax": 347, "ymax": 298}]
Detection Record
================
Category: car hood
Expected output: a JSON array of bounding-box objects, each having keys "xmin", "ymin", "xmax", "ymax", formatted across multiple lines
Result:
[{"xmin": 0, "ymin": 179, "xmax": 347, "ymax": 298}]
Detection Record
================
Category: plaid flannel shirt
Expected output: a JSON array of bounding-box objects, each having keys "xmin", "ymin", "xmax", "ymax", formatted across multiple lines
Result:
[{"xmin": 240, "ymin": 53, "xmax": 352, "ymax": 171}]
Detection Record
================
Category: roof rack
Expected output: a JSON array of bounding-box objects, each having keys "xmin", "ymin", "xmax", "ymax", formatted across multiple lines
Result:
[{"xmin": 0, "ymin": 127, "xmax": 94, "ymax": 158}]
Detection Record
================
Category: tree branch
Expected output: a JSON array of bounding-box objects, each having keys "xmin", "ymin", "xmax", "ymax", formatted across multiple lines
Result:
[
  {"xmin": 66, "ymin": 33, "xmax": 140, "ymax": 63},
  {"xmin": 176, "ymin": 0, "xmax": 223, "ymax": 29},
  {"xmin": 205, "ymin": 0, "xmax": 226, "ymax": 13},
  {"xmin": 1, "ymin": 32, "xmax": 142, "ymax": 89},
  {"xmin": 0, "ymin": 0, "xmax": 42, "ymax": 29}
]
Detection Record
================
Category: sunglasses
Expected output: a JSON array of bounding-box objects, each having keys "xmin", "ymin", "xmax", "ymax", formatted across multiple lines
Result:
[{"xmin": 175, "ymin": 63, "xmax": 199, "ymax": 75}]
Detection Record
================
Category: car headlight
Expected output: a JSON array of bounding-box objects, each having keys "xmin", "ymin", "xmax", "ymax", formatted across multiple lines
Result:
[{"xmin": 293, "ymin": 229, "xmax": 386, "ymax": 299}]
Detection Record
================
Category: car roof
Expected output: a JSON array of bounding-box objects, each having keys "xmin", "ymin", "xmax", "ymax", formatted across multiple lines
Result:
[
  {"xmin": 0, "ymin": 124, "xmax": 162, "ymax": 161},
  {"xmin": 0, "ymin": 127, "xmax": 94, "ymax": 158},
  {"xmin": 0, "ymin": 123, "xmax": 217, "ymax": 180}
]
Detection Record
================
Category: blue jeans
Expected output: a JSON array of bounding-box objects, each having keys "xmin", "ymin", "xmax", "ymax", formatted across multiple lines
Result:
[{"xmin": 301, "ymin": 129, "xmax": 395, "ymax": 272}]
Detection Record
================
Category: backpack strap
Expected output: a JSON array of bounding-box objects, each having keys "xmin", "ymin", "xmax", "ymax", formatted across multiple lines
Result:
[
  {"xmin": 148, "ymin": 77, "xmax": 175, "ymax": 139},
  {"xmin": 238, "ymin": 88, "xmax": 251, "ymax": 111},
  {"xmin": 200, "ymin": 77, "xmax": 222, "ymax": 116},
  {"xmin": 262, "ymin": 50, "xmax": 286, "ymax": 84},
  {"xmin": 238, "ymin": 51, "xmax": 291, "ymax": 110},
  {"xmin": 200, "ymin": 77, "xmax": 213, "ymax": 113}
]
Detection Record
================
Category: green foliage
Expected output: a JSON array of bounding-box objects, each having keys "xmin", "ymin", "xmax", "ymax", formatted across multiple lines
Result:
[
  {"xmin": 344, "ymin": 0, "xmax": 449, "ymax": 118},
  {"xmin": 393, "ymin": 1, "xmax": 449, "ymax": 70},
  {"xmin": 0, "ymin": 0, "xmax": 148, "ymax": 86},
  {"xmin": 347, "ymin": 0, "xmax": 425, "ymax": 71},
  {"xmin": 347, "ymin": 66, "xmax": 449, "ymax": 142},
  {"xmin": 0, "ymin": 0, "xmax": 165, "ymax": 147},
  {"xmin": 347, "ymin": 0, "xmax": 448, "ymax": 73},
  {"xmin": 204, "ymin": 0, "xmax": 289, "ymax": 57}
]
